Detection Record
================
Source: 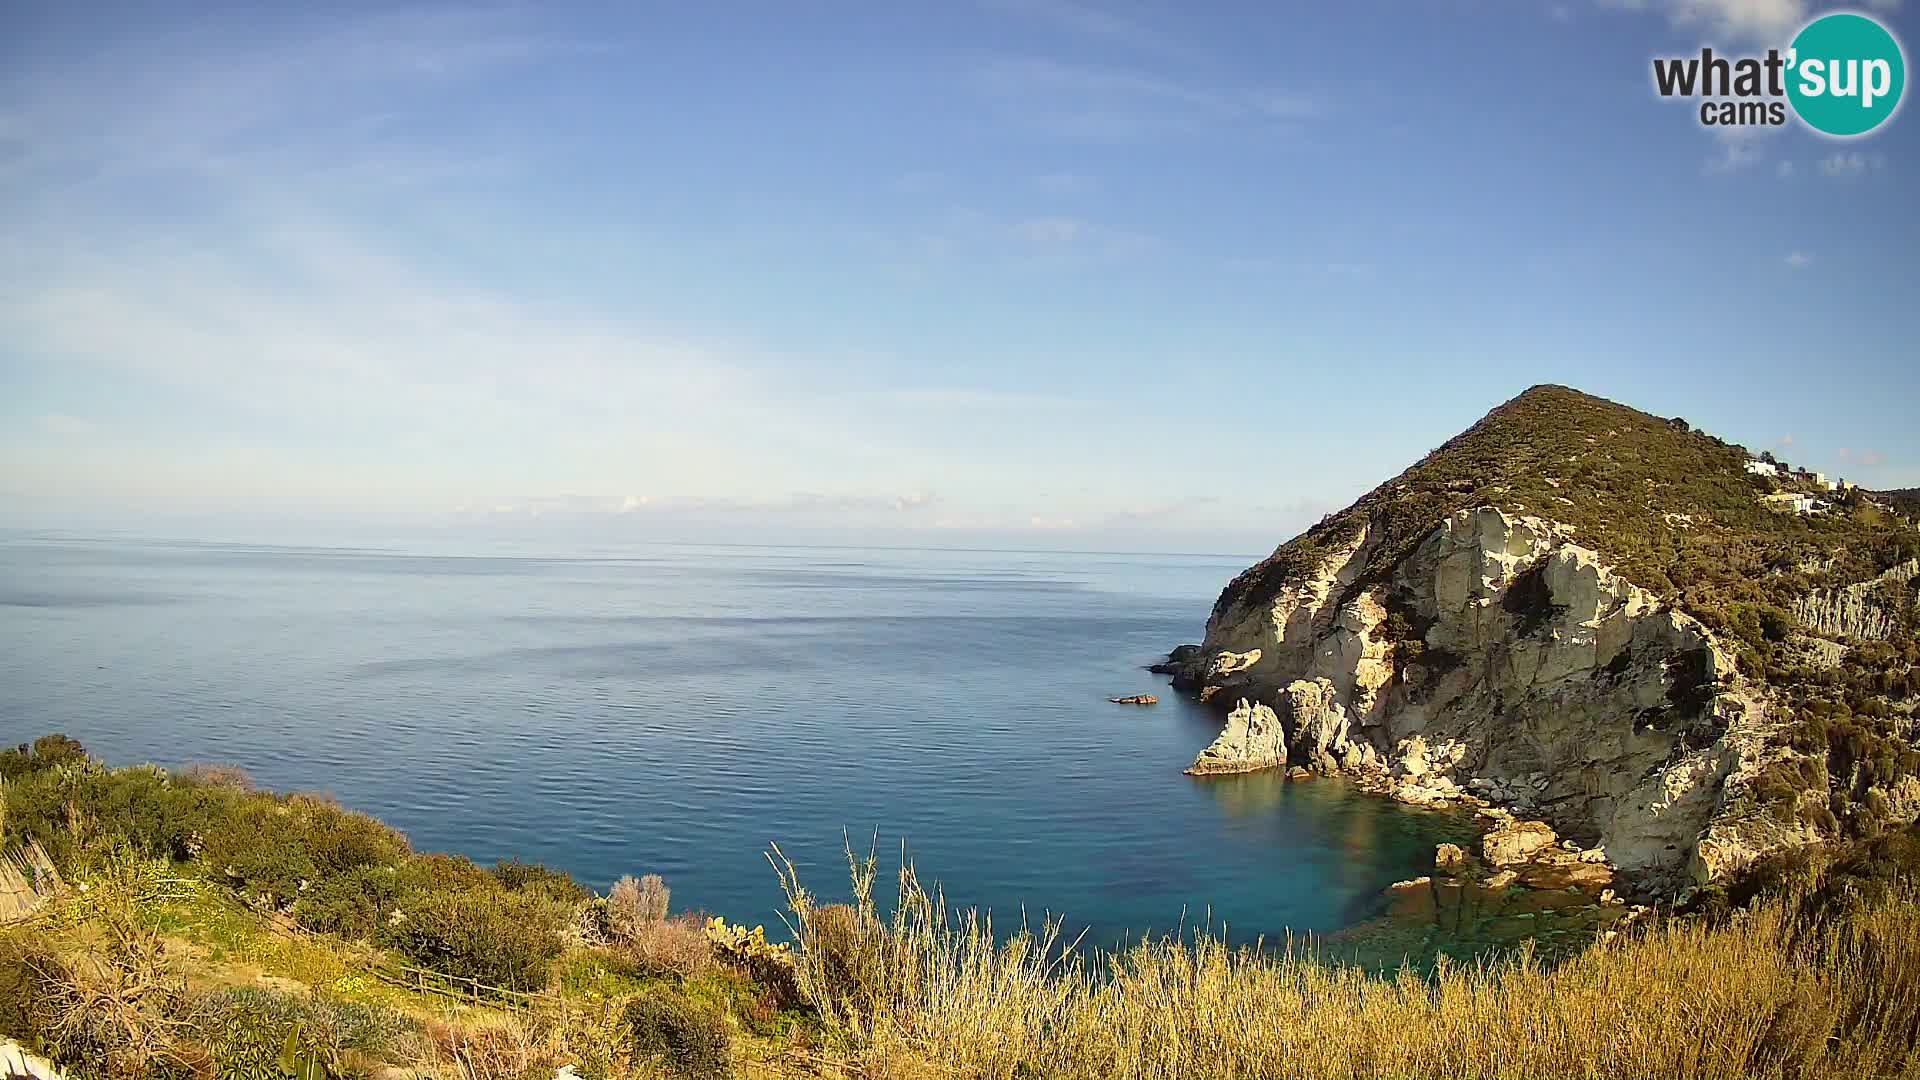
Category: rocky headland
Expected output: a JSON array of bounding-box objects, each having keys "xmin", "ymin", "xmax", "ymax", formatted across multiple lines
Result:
[{"xmin": 1159, "ymin": 386, "xmax": 1920, "ymax": 900}]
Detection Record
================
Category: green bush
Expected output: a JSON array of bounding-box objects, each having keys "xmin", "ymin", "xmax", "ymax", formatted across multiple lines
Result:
[
  {"xmin": 302, "ymin": 799, "xmax": 410, "ymax": 876},
  {"xmin": 191, "ymin": 987, "xmax": 414, "ymax": 1077},
  {"xmin": 492, "ymin": 857, "xmax": 590, "ymax": 904},
  {"xmin": 199, "ymin": 799, "xmax": 321, "ymax": 907},
  {"xmin": 622, "ymin": 986, "xmax": 734, "ymax": 1079},
  {"xmin": 394, "ymin": 852, "xmax": 495, "ymax": 896},
  {"xmin": 381, "ymin": 887, "xmax": 565, "ymax": 991},
  {"xmin": 294, "ymin": 865, "xmax": 402, "ymax": 938},
  {"xmin": 0, "ymin": 734, "xmax": 87, "ymax": 781}
]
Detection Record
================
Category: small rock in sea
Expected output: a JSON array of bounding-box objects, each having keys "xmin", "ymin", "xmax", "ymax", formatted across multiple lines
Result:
[
  {"xmin": 1108, "ymin": 694, "xmax": 1159, "ymax": 705},
  {"xmin": 1484, "ymin": 870, "xmax": 1519, "ymax": 888},
  {"xmin": 1435, "ymin": 842, "xmax": 1468, "ymax": 869}
]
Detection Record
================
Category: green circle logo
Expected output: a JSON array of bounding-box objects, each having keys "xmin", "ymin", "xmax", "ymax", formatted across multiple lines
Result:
[{"xmin": 1788, "ymin": 13, "xmax": 1906, "ymax": 137}]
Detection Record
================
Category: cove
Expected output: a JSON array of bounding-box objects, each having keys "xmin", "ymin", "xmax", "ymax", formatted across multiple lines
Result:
[{"xmin": 0, "ymin": 531, "xmax": 1480, "ymax": 950}]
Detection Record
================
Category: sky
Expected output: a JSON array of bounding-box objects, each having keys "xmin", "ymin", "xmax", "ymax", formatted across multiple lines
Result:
[{"xmin": 2, "ymin": 0, "xmax": 1916, "ymax": 554}]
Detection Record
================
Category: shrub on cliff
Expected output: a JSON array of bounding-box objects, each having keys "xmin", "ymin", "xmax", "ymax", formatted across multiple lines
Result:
[
  {"xmin": 196, "ymin": 987, "xmax": 415, "ymax": 1078},
  {"xmin": 609, "ymin": 872, "xmax": 672, "ymax": 934},
  {"xmin": 295, "ymin": 864, "xmax": 403, "ymax": 939},
  {"xmin": 617, "ymin": 914, "xmax": 716, "ymax": 980},
  {"xmin": 395, "ymin": 851, "xmax": 495, "ymax": 896},
  {"xmin": 621, "ymin": 986, "xmax": 734, "ymax": 1079},
  {"xmin": 0, "ymin": 733, "xmax": 87, "ymax": 781},
  {"xmin": 492, "ymin": 857, "xmax": 590, "ymax": 904},
  {"xmin": 381, "ymin": 886, "xmax": 567, "ymax": 991}
]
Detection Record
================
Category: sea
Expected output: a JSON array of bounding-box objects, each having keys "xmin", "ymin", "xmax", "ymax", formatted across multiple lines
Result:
[{"xmin": 0, "ymin": 529, "xmax": 1478, "ymax": 949}]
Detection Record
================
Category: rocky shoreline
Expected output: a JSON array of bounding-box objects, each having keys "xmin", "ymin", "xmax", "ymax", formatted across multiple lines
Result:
[{"xmin": 1174, "ymin": 684, "xmax": 1674, "ymax": 910}]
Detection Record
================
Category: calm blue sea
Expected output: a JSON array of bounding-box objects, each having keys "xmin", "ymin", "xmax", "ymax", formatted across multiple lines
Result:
[{"xmin": 0, "ymin": 530, "xmax": 1471, "ymax": 946}]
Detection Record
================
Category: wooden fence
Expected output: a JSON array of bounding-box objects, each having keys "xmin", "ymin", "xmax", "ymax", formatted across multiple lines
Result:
[
  {"xmin": 0, "ymin": 840, "xmax": 64, "ymax": 924},
  {"xmin": 373, "ymin": 963, "xmax": 550, "ymax": 1008}
]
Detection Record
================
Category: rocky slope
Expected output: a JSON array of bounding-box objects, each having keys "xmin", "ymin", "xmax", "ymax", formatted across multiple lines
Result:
[{"xmin": 1161, "ymin": 386, "xmax": 1920, "ymax": 894}]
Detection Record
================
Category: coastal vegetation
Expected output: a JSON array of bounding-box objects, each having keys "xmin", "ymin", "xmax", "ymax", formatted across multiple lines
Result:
[{"xmin": 5, "ymin": 737, "xmax": 1920, "ymax": 1078}]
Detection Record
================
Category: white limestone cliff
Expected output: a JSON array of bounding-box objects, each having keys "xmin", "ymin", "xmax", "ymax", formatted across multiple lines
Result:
[{"xmin": 1169, "ymin": 507, "xmax": 1785, "ymax": 892}]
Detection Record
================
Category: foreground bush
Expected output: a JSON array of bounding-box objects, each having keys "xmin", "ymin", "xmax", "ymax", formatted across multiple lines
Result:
[
  {"xmin": 192, "ymin": 987, "xmax": 415, "ymax": 1079},
  {"xmin": 381, "ymin": 886, "xmax": 567, "ymax": 991},
  {"xmin": 9, "ymin": 893, "xmax": 212, "ymax": 1079},
  {"xmin": 622, "ymin": 986, "xmax": 734, "ymax": 1079},
  {"xmin": 774, "ymin": 843, "xmax": 1920, "ymax": 1080}
]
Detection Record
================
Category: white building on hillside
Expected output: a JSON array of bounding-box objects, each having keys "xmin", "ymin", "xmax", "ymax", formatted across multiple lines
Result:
[{"xmin": 1745, "ymin": 459, "xmax": 1779, "ymax": 477}]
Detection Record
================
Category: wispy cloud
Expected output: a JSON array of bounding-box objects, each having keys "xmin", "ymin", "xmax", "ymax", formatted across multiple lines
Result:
[
  {"xmin": 0, "ymin": 12, "xmax": 1049, "ymax": 512},
  {"xmin": 1601, "ymin": 0, "xmax": 1810, "ymax": 42},
  {"xmin": 456, "ymin": 491, "xmax": 939, "ymax": 517},
  {"xmin": 1033, "ymin": 171, "xmax": 1095, "ymax": 195},
  {"xmin": 984, "ymin": 0, "xmax": 1200, "ymax": 60},
  {"xmin": 1704, "ymin": 126, "xmax": 1770, "ymax": 173},
  {"xmin": 1835, "ymin": 447, "xmax": 1887, "ymax": 467},
  {"xmin": 36, "ymin": 414, "xmax": 98, "ymax": 437},
  {"xmin": 1818, "ymin": 151, "xmax": 1887, "ymax": 178},
  {"xmin": 903, "ymin": 205, "xmax": 1154, "ymax": 266},
  {"xmin": 1783, "ymin": 251, "xmax": 1811, "ymax": 268},
  {"xmin": 1103, "ymin": 495, "xmax": 1222, "ymax": 524},
  {"xmin": 972, "ymin": 56, "xmax": 1318, "ymax": 140}
]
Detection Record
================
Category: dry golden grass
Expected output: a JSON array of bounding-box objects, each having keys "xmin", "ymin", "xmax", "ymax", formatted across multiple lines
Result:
[{"xmin": 772, "ymin": 844, "xmax": 1920, "ymax": 1080}]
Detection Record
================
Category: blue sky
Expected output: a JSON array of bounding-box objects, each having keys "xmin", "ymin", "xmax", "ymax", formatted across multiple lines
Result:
[{"xmin": 1, "ymin": 0, "xmax": 1915, "ymax": 553}]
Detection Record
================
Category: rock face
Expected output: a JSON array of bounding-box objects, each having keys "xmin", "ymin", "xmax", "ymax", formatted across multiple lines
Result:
[
  {"xmin": 1482, "ymin": 819, "xmax": 1558, "ymax": 866},
  {"xmin": 1166, "ymin": 506, "xmax": 1778, "ymax": 892},
  {"xmin": 1790, "ymin": 558, "xmax": 1920, "ymax": 642},
  {"xmin": 1186, "ymin": 698, "xmax": 1287, "ymax": 775}
]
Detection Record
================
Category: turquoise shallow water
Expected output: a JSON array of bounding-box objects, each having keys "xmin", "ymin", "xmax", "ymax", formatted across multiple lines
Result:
[{"xmin": 0, "ymin": 530, "xmax": 1477, "ymax": 948}]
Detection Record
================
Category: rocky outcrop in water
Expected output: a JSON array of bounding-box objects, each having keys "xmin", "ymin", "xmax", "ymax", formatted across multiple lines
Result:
[{"xmin": 1185, "ymin": 698, "xmax": 1287, "ymax": 775}]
